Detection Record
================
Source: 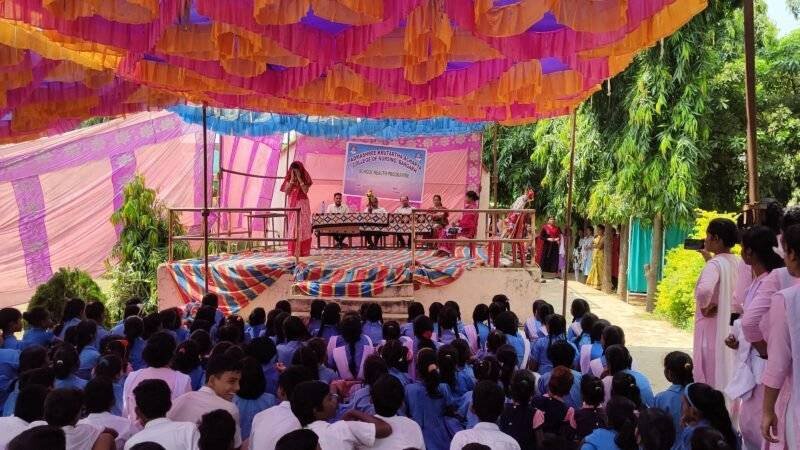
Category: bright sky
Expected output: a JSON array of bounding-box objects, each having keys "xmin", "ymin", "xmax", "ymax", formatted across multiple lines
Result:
[{"xmin": 766, "ymin": 0, "xmax": 799, "ymax": 36}]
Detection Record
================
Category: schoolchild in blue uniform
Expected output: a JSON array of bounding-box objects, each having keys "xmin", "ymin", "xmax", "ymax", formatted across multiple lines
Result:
[
  {"xmin": 84, "ymin": 301, "xmax": 109, "ymax": 350},
  {"xmin": 21, "ymin": 307, "xmax": 54, "ymax": 349},
  {"xmin": 172, "ymin": 340, "xmax": 204, "ymax": 391},
  {"xmin": 72, "ymin": 320, "xmax": 100, "ymax": 380},
  {"xmin": 404, "ymin": 348, "xmax": 462, "ymax": 450},
  {"xmin": 580, "ymin": 319, "xmax": 609, "ymax": 374},
  {"xmin": 572, "ymin": 312, "xmax": 598, "ymax": 350},
  {"xmin": 234, "ymin": 357, "xmax": 277, "ymax": 440},
  {"xmin": 55, "ymin": 298, "xmax": 85, "ymax": 340},
  {"xmin": 452, "ymin": 339, "xmax": 476, "ymax": 396},
  {"xmin": 362, "ymin": 303, "xmax": 384, "ymax": 344},
  {"xmin": 531, "ymin": 314, "xmax": 577, "ymax": 375},
  {"xmin": 311, "ymin": 303, "xmax": 341, "ymax": 340},
  {"xmin": 160, "ymin": 307, "xmax": 189, "ymax": 344},
  {"xmin": 245, "ymin": 307, "xmax": 267, "ymax": 342},
  {"xmin": 494, "ymin": 311, "xmax": 529, "ymax": 368},
  {"xmin": 458, "ymin": 356, "xmax": 502, "ymax": 430},
  {"xmin": 581, "ymin": 396, "xmax": 638, "ymax": 450},
  {"xmin": 277, "ymin": 316, "xmax": 308, "ymax": 365},
  {"xmin": 400, "ymin": 302, "xmax": 424, "ymax": 338},
  {"xmin": 636, "ymin": 407, "xmax": 677, "ymax": 450},
  {"xmin": 326, "ymin": 314, "xmax": 374, "ymax": 380},
  {"xmin": 244, "ymin": 336, "xmax": 279, "ymax": 396},
  {"xmin": 338, "ymin": 355, "xmax": 387, "ymax": 417},
  {"xmin": 464, "ymin": 304, "xmax": 491, "ymax": 354},
  {"xmin": 109, "ymin": 302, "xmax": 141, "ymax": 336},
  {"xmin": 306, "ymin": 300, "xmax": 325, "ymax": 335},
  {"xmin": 654, "ymin": 351, "xmax": 694, "ymax": 436},
  {"xmin": 379, "ymin": 338, "xmax": 412, "ymax": 387},
  {"xmin": 0, "ymin": 308, "xmax": 22, "ymax": 350},
  {"xmin": 93, "ymin": 354, "xmax": 125, "ymax": 415},
  {"xmin": 1, "ymin": 344, "xmax": 46, "ymax": 415},
  {"xmin": 443, "ymin": 301, "xmax": 467, "ymax": 336},
  {"xmin": 605, "ymin": 344, "xmax": 655, "ymax": 407},
  {"xmin": 435, "ymin": 306, "xmax": 466, "ymax": 347},
  {"xmin": 123, "ymin": 316, "xmax": 146, "ymax": 371},
  {"xmin": 52, "ymin": 343, "xmax": 87, "ymax": 390},
  {"xmin": 567, "ymin": 298, "xmax": 591, "ymax": 341},
  {"xmin": 536, "ymin": 340, "xmax": 583, "ymax": 409},
  {"xmin": 673, "ymin": 382, "xmax": 739, "ymax": 450}
]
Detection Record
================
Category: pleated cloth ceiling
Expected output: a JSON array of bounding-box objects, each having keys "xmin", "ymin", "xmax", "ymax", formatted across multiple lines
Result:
[{"xmin": 0, "ymin": 0, "xmax": 707, "ymax": 143}]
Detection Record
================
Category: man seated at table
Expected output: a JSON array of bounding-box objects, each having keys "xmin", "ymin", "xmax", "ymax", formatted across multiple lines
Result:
[
  {"xmin": 325, "ymin": 192, "xmax": 350, "ymax": 249},
  {"xmin": 393, "ymin": 195, "xmax": 413, "ymax": 248},
  {"xmin": 363, "ymin": 194, "xmax": 387, "ymax": 249}
]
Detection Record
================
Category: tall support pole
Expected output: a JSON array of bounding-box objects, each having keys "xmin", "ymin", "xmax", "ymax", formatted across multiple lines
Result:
[
  {"xmin": 743, "ymin": 0, "xmax": 759, "ymax": 207},
  {"xmin": 202, "ymin": 104, "xmax": 210, "ymax": 294},
  {"xmin": 491, "ymin": 124, "xmax": 499, "ymax": 205},
  {"xmin": 562, "ymin": 109, "xmax": 578, "ymax": 316}
]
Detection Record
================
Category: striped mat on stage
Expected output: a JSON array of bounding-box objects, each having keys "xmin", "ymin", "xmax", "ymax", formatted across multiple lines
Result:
[
  {"xmin": 166, "ymin": 251, "xmax": 296, "ymax": 314},
  {"xmin": 292, "ymin": 248, "xmax": 486, "ymax": 298}
]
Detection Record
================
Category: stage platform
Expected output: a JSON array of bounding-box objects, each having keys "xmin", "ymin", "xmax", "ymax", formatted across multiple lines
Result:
[{"xmin": 157, "ymin": 248, "xmax": 541, "ymax": 319}]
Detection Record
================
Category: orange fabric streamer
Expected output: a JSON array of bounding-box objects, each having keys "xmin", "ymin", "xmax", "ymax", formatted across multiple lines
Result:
[
  {"xmin": 403, "ymin": 0, "xmax": 454, "ymax": 84},
  {"xmin": 42, "ymin": 0, "xmax": 159, "ymax": 24}
]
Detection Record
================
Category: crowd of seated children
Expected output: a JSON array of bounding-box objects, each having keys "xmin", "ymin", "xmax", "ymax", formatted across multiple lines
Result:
[{"xmin": 0, "ymin": 293, "xmax": 744, "ymax": 450}]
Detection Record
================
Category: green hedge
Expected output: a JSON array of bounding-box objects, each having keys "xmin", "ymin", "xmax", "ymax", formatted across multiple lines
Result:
[{"xmin": 654, "ymin": 210, "xmax": 739, "ymax": 329}]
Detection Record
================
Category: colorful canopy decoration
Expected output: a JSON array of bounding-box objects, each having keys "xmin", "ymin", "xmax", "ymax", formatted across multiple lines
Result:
[
  {"xmin": 170, "ymin": 104, "xmax": 488, "ymax": 138},
  {"xmin": 0, "ymin": 0, "xmax": 707, "ymax": 143}
]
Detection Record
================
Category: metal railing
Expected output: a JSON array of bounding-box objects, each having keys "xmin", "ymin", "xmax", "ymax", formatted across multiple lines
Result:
[
  {"xmin": 167, "ymin": 207, "xmax": 301, "ymax": 263},
  {"xmin": 410, "ymin": 208, "xmax": 537, "ymax": 268}
]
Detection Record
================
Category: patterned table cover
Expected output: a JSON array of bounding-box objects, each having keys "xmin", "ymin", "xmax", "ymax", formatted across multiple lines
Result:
[{"xmin": 312, "ymin": 213, "xmax": 433, "ymax": 234}]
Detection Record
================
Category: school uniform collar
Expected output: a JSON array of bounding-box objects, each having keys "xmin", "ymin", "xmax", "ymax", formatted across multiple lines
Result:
[
  {"xmin": 144, "ymin": 417, "xmax": 171, "ymax": 429},
  {"xmin": 474, "ymin": 422, "xmax": 501, "ymax": 431},
  {"xmin": 668, "ymin": 384, "xmax": 684, "ymax": 393}
]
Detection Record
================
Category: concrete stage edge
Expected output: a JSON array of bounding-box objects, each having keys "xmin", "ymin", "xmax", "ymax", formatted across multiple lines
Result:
[{"xmin": 157, "ymin": 264, "xmax": 542, "ymax": 319}]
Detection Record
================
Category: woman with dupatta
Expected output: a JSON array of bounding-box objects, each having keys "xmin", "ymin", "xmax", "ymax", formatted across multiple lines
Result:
[
  {"xmin": 499, "ymin": 190, "xmax": 534, "ymax": 266},
  {"xmin": 585, "ymin": 225, "xmax": 605, "ymax": 288},
  {"xmin": 281, "ymin": 161, "xmax": 313, "ymax": 257},
  {"xmin": 435, "ymin": 191, "xmax": 479, "ymax": 257},
  {"xmin": 538, "ymin": 217, "xmax": 562, "ymax": 273}
]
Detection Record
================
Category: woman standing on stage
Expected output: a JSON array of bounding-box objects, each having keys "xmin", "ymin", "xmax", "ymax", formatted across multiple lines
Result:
[{"xmin": 281, "ymin": 161, "xmax": 313, "ymax": 257}]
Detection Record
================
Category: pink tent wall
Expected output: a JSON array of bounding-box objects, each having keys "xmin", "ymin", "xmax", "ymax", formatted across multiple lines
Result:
[{"xmin": 0, "ymin": 112, "xmax": 211, "ymax": 307}]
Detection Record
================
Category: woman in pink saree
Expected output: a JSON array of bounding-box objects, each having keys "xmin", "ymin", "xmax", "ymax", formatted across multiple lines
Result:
[
  {"xmin": 435, "ymin": 191, "xmax": 479, "ymax": 257},
  {"xmin": 281, "ymin": 161, "xmax": 313, "ymax": 257},
  {"xmin": 693, "ymin": 218, "xmax": 741, "ymax": 391}
]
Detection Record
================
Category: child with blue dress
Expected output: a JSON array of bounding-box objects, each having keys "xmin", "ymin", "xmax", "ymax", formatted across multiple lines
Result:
[
  {"xmin": 580, "ymin": 319, "xmax": 609, "ymax": 374},
  {"xmin": 464, "ymin": 304, "xmax": 491, "ymax": 354},
  {"xmin": 245, "ymin": 307, "xmax": 267, "ymax": 342},
  {"xmin": 20, "ymin": 307, "xmax": 54, "ymax": 349},
  {"xmin": 654, "ymin": 351, "xmax": 694, "ymax": 437},
  {"xmin": 306, "ymin": 300, "xmax": 325, "ymax": 335},
  {"xmin": 495, "ymin": 311, "xmax": 530, "ymax": 368},
  {"xmin": 536, "ymin": 340, "xmax": 583, "ymax": 409},
  {"xmin": 92, "ymin": 354, "xmax": 126, "ymax": 415},
  {"xmin": 452, "ymin": 339, "xmax": 476, "ymax": 396},
  {"xmin": 531, "ymin": 314, "xmax": 577, "ymax": 375},
  {"xmin": 244, "ymin": 336, "xmax": 279, "ymax": 396},
  {"xmin": 55, "ymin": 298, "xmax": 85, "ymax": 340},
  {"xmin": 311, "ymin": 303, "xmax": 341, "ymax": 340},
  {"xmin": 434, "ymin": 306, "xmax": 465, "ymax": 347},
  {"xmin": 172, "ymin": 340, "xmax": 204, "ymax": 391},
  {"xmin": 362, "ymin": 303, "xmax": 383, "ymax": 344},
  {"xmin": 673, "ymin": 383, "xmax": 739, "ymax": 450},
  {"xmin": 400, "ymin": 302, "xmax": 424, "ymax": 338},
  {"xmin": 0, "ymin": 308, "xmax": 22, "ymax": 350},
  {"xmin": 567, "ymin": 298, "xmax": 590, "ymax": 342},
  {"xmin": 379, "ymin": 339, "xmax": 412, "ymax": 387},
  {"xmin": 603, "ymin": 345, "xmax": 655, "ymax": 407},
  {"xmin": 123, "ymin": 316, "xmax": 146, "ymax": 371},
  {"xmin": 72, "ymin": 320, "xmax": 100, "ymax": 380},
  {"xmin": 234, "ymin": 356, "xmax": 277, "ymax": 440},
  {"xmin": 404, "ymin": 348, "xmax": 462, "ymax": 450},
  {"xmin": 581, "ymin": 396, "xmax": 638, "ymax": 450},
  {"xmin": 277, "ymin": 316, "xmax": 308, "ymax": 365},
  {"xmin": 326, "ymin": 314, "xmax": 374, "ymax": 380},
  {"xmin": 85, "ymin": 301, "xmax": 109, "ymax": 350},
  {"xmin": 458, "ymin": 356, "xmax": 502, "ymax": 429},
  {"xmin": 52, "ymin": 343, "xmax": 87, "ymax": 390},
  {"xmin": 338, "ymin": 355, "xmax": 387, "ymax": 417}
]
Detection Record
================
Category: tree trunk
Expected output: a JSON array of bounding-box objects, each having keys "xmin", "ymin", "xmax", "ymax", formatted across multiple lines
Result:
[
  {"xmin": 646, "ymin": 213, "xmax": 663, "ymax": 312},
  {"xmin": 602, "ymin": 223, "xmax": 614, "ymax": 293},
  {"xmin": 617, "ymin": 221, "xmax": 630, "ymax": 302}
]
